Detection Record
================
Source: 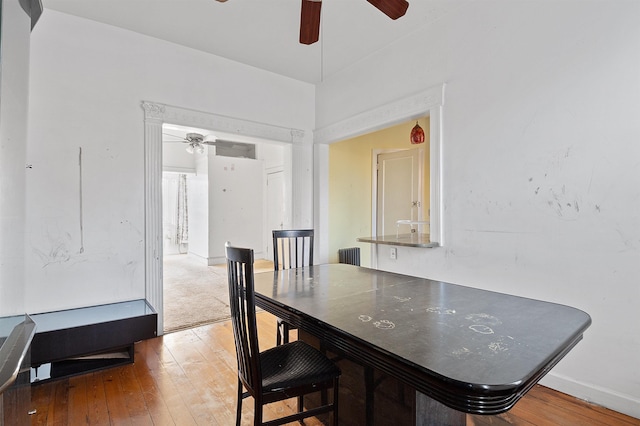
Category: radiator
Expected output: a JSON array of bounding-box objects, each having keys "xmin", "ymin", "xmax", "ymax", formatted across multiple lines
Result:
[{"xmin": 338, "ymin": 247, "xmax": 361, "ymax": 266}]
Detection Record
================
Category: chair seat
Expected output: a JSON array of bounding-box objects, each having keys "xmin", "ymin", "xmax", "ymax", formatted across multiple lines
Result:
[{"xmin": 261, "ymin": 341, "xmax": 341, "ymax": 391}]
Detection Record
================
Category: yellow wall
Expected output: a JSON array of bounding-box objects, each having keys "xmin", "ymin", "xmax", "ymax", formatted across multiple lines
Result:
[{"xmin": 328, "ymin": 117, "xmax": 430, "ymax": 266}]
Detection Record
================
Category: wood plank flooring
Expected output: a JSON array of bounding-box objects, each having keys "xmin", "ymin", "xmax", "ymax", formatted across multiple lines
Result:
[{"xmin": 31, "ymin": 312, "xmax": 639, "ymax": 425}]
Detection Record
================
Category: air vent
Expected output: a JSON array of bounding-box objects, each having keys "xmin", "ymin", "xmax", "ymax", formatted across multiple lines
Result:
[{"xmin": 214, "ymin": 141, "xmax": 256, "ymax": 159}]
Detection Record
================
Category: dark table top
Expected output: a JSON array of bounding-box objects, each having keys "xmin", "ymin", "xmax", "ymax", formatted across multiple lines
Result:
[{"xmin": 253, "ymin": 264, "xmax": 591, "ymax": 414}]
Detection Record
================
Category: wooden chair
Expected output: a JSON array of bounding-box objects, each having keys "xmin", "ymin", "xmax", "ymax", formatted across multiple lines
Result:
[
  {"xmin": 272, "ymin": 229, "xmax": 314, "ymax": 345},
  {"xmin": 225, "ymin": 242, "xmax": 340, "ymax": 426}
]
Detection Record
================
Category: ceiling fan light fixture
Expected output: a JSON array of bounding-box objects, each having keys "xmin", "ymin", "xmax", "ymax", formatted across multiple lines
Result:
[
  {"xmin": 186, "ymin": 142, "xmax": 204, "ymax": 154},
  {"xmin": 186, "ymin": 133, "xmax": 204, "ymax": 143},
  {"xmin": 185, "ymin": 142, "xmax": 206, "ymax": 154},
  {"xmin": 183, "ymin": 132, "xmax": 209, "ymax": 154}
]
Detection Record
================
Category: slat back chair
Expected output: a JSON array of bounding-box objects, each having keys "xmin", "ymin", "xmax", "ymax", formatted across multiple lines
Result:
[
  {"xmin": 225, "ymin": 242, "xmax": 340, "ymax": 426},
  {"xmin": 272, "ymin": 229, "xmax": 314, "ymax": 271},
  {"xmin": 272, "ymin": 229, "xmax": 314, "ymax": 345}
]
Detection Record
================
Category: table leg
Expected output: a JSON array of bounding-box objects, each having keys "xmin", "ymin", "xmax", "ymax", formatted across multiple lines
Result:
[
  {"xmin": 365, "ymin": 366, "xmax": 374, "ymax": 426},
  {"xmin": 416, "ymin": 392, "xmax": 466, "ymax": 426}
]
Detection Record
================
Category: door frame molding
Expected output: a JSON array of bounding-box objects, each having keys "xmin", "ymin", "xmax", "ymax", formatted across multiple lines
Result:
[
  {"xmin": 141, "ymin": 101, "xmax": 304, "ymax": 334},
  {"xmin": 314, "ymin": 83, "xmax": 445, "ymax": 263}
]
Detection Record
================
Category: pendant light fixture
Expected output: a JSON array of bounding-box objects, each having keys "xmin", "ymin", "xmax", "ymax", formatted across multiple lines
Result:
[{"xmin": 410, "ymin": 121, "xmax": 425, "ymax": 144}]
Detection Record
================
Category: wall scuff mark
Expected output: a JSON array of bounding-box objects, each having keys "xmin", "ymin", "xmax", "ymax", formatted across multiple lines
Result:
[
  {"xmin": 35, "ymin": 230, "xmax": 73, "ymax": 267},
  {"xmin": 79, "ymin": 147, "xmax": 85, "ymax": 254}
]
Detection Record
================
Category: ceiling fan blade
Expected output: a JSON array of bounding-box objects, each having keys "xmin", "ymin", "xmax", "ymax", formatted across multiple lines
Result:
[
  {"xmin": 300, "ymin": 0, "xmax": 321, "ymax": 45},
  {"xmin": 367, "ymin": 0, "xmax": 409, "ymax": 20},
  {"xmin": 162, "ymin": 132, "xmax": 187, "ymax": 141},
  {"xmin": 202, "ymin": 138, "xmax": 234, "ymax": 145}
]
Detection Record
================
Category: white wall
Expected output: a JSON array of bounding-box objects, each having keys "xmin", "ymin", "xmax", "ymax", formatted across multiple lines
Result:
[
  {"xmin": 162, "ymin": 142, "xmax": 196, "ymax": 173},
  {"xmin": 316, "ymin": 0, "xmax": 640, "ymax": 418},
  {"xmin": 188, "ymin": 152, "xmax": 210, "ymax": 260},
  {"xmin": 0, "ymin": 0, "xmax": 32, "ymax": 316},
  {"xmin": 25, "ymin": 9, "xmax": 315, "ymax": 313},
  {"xmin": 208, "ymin": 156, "xmax": 264, "ymax": 264}
]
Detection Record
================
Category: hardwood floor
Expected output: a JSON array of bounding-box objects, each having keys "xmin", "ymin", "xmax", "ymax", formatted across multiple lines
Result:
[{"xmin": 31, "ymin": 312, "xmax": 639, "ymax": 426}]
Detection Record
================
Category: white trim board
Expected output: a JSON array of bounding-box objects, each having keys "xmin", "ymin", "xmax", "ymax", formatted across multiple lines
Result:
[{"xmin": 541, "ymin": 372, "xmax": 640, "ymax": 419}]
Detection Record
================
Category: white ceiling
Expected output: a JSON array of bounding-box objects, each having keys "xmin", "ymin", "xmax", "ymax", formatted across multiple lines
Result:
[{"xmin": 43, "ymin": 0, "xmax": 463, "ymax": 84}]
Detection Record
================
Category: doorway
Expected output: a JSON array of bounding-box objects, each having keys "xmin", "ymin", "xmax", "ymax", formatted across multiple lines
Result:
[
  {"xmin": 161, "ymin": 124, "xmax": 284, "ymax": 332},
  {"xmin": 162, "ymin": 172, "xmax": 191, "ymax": 256},
  {"xmin": 376, "ymin": 148, "xmax": 424, "ymax": 237},
  {"xmin": 143, "ymin": 101, "xmax": 310, "ymax": 335}
]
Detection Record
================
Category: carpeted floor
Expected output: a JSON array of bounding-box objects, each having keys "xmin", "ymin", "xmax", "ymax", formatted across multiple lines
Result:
[{"xmin": 163, "ymin": 254, "xmax": 274, "ymax": 333}]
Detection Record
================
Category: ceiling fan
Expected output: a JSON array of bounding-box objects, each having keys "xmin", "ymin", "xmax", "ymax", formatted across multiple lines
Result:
[
  {"xmin": 163, "ymin": 132, "xmax": 220, "ymax": 154},
  {"xmin": 300, "ymin": 0, "xmax": 409, "ymax": 44},
  {"xmin": 164, "ymin": 132, "xmax": 258, "ymax": 157},
  {"xmin": 215, "ymin": 0, "xmax": 409, "ymax": 45}
]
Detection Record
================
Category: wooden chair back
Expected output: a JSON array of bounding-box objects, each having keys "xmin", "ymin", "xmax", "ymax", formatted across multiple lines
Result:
[
  {"xmin": 272, "ymin": 229, "xmax": 314, "ymax": 270},
  {"xmin": 225, "ymin": 242, "xmax": 261, "ymax": 396}
]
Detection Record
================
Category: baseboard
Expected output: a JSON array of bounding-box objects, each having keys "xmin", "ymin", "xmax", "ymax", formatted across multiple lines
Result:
[
  {"xmin": 208, "ymin": 256, "xmax": 226, "ymax": 266},
  {"xmin": 541, "ymin": 372, "xmax": 640, "ymax": 419}
]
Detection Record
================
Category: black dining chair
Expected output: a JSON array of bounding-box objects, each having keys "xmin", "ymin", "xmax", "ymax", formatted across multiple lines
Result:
[
  {"xmin": 272, "ymin": 229, "xmax": 314, "ymax": 345},
  {"xmin": 225, "ymin": 242, "xmax": 340, "ymax": 426}
]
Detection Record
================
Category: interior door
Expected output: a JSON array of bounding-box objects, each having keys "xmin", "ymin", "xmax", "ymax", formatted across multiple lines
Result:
[
  {"xmin": 266, "ymin": 170, "xmax": 285, "ymax": 260},
  {"xmin": 377, "ymin": 149, "xmax": 421, "ymax": 236}
]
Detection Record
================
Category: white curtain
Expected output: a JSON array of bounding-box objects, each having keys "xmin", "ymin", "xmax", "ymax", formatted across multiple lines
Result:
[{"xmin": 176, "ymin": 174, "xmax": 188, "ymax": 245}]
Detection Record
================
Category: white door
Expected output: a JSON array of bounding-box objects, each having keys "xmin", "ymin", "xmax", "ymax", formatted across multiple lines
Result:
[
  {"xmin": 266, "ymin": 171, "xmax": 285, "ymax": 260},
  {"xmin": 376, "ymin": 149, "xmax": 421, "ymax": 236}
]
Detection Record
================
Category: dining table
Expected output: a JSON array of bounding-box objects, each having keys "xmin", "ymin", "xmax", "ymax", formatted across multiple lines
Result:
[{"xmin": 252, "ymin": 264, "xmax": 591, "ymax": 425}]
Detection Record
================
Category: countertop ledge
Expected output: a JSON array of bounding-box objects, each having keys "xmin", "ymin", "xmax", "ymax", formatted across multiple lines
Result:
[{"xmin": 357, "ymin": 234, "xmax": 438, "ymax": 248}]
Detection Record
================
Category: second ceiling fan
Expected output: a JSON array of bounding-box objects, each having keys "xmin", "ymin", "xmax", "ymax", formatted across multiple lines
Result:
[{"xmin": 300, "ymin": 0, "xmax": 410, "ymax": 45}]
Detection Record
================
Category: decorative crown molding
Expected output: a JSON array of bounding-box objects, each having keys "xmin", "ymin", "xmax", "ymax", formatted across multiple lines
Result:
[
  {"xmin": 291, "ymin": 129, "xmax": 306, "ymax": 144},
  {"xmin": 141, "ymin": 101, "xmax": 166, "ymax": 120},
  {"xmin": 141, "ymin": 101, "xmax": 304, "ymax": 144},
  {"xmin": 314, "ymin": 84, "xmax": 445, "ymax": 145}
]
